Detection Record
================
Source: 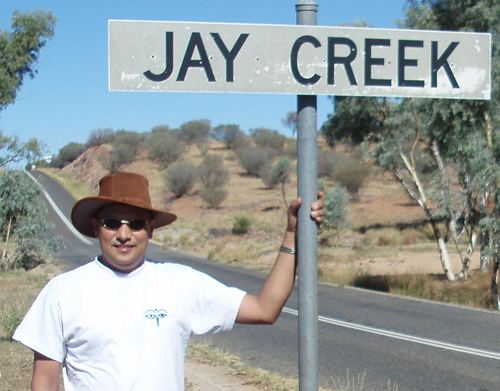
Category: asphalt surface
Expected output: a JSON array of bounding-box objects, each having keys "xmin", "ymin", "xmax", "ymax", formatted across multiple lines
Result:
[{"xmin": 28, "ymin": 170, "xmax": 500, "ymax": 390}]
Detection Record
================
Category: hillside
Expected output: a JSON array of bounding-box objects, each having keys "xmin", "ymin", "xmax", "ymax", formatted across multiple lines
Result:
[{"xmin": 45, "ymin": 139, "xmax": 480, "ymax": 282}]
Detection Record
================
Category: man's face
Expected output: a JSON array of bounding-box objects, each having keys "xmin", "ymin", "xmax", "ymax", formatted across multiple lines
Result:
[{"xmin": 92, "ymin": 204, "xmax": 154, "ymax": 272}]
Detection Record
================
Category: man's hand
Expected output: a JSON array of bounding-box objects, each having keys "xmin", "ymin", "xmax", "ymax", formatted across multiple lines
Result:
[{"xmin": 287, "ymin": 192, "xmax": 324, "ymax": 233}]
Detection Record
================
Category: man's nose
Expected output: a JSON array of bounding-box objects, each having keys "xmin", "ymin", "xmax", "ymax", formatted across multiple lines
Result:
[{"xmin": 115, "ymin": 223, "xmax": 132, "ymax": 240}]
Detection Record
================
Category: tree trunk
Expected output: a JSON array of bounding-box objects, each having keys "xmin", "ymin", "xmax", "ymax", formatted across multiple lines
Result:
[
  {"xmin": 1, "ymin": 216, "xmax": 12, "ymax": 263},
  {"xmin": 397, "ymin": 151, "xmax": 456, "ymax": 281},
  {"xmin": 492, "ymin": 259, "xmax": 500, "ymax": 310}
]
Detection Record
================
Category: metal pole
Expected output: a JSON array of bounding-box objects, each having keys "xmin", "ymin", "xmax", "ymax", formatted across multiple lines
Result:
[{"xmin": 295, "ymin": 1, "xmax": 318, "ymax": 390}]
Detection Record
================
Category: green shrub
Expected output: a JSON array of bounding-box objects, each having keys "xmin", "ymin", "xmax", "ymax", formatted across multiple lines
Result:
[
  {"xmin": 198, "ymin": 155, "xmax": 230, "ymax": 208},
  {"xmin": 317, "ymin": 150, "xmax": 342, "ymax": 178},
  {"xmin": 212, "ymin": 124, "xmax": 247, "ymax": 150},
  {"xmin": 165, "ymin": 161, "xmax": 197, "ymax": 198},
  {"xmin": 147, "ymin": 131, "xmax": 186, "ymax": 168},
  {"xmin": 101, "ymin": 142, "xmax": 136, "ymax": 172},
  {"xmin": 237, "ymin": 147, "xmax": 276, "ymax": 177},
  {"xmin": 0, "ymin": 304, "xmax": 24, "ymax": 339},
  {"xmin": 56, "ymin": 142, "xmax": 87, "ymax": 166},
  {"xmin": 200, "ymin": 186, "xmax": 227, "ymax": 209},
  {"xmin": 199, "ymin": 155, "xmax": 229, "ymax": 188},
  {"xmin": 179, "ymin": 119, "xmax": 211, "ymax": 145},
  {"xmin": 333, "ymin": 156, "xmax": 370, "ymax": 199},
  {"xmin": 260, "ymin": 157, "xmax": 292, "ymax": 189},
  {"xmin": 86, "ymin": 128, "xmax": 115, "ymax": 147},
  {"xmin": 323, "ymin": 185, "xmax": 349, "ymax": 230},
  {"xmin": 250, "ymin": 128, "xmax": 286, "ymax": 151},
  {"xmin": 232, "ymin": 215, "xmax": 252, "ymax": 235}
]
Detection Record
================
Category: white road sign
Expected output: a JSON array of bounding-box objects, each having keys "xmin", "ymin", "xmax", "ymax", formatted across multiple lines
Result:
[{"xmin": 109, "ymin": 20, "xmax": 491, "ymax": 100}]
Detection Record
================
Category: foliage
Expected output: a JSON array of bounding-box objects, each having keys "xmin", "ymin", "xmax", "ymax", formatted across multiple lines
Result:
[
  {"xmin": 0, "ymin": 131, "xmax": 42, "ymax": 168},
  {"xmin": 165, "ymin": 161, "xmax": 197, "ymax": 198},
  {"xmin": 86, "ymin": 128, "xmax": 115, "ymax": 147},
  {"xmin": 198, "ymin": 155, "xmax": 229, "ymax": 189},
  {"xmin": 333, "ymin": 155, "xmax": 371, "ymax": 200},
  {"xmin": 323, "ymin": 186, "xmax": 349, "ymax": 230},
  {"xmin": 0, "ymin": 10, "xmax": 56, "ymax": 111},
  {"xmin": 55, "ymin": 142, "xmax": 87, "ymax": 167},
  {"xmin": 211, "ymin": 124, "xmax": 247, "ymax": 150},
  {"xmin": 146, "ymin": 130, "xmax": 186, "ymax": 168},
  {"xmin": 260, "ymin": 157, "xmax": 292, "ymax": 189},
  {"xmin": 0, "ymin": 170, "xmax": 59, "ymax": 270},
  {"xmin": 282, "ymin": 111, "xmax": 298, "ymax": 135},
  {"xmin": 198, "ymin": 155, "xmax": 230, "ymax": 208},
  {"xmin": 101, "ymin": 141, "xmax": 135, "ymax": 173},
  {"xmin": 321, "ymin": 96, "xmax": 386, "ymax": 147},
  {"xmin": 367, "ymin": 0, "xmax": 499, "ymax": 281},
  {"xmin": 250, "ymin": 128, "xmax": 287, "ymax": 151},
  {"xmin": 317, "ymin": 150, "xmax": 342, "ymax": 178},
  {"xmin": 232, "ymin": 215, "xmax": 252, "ymax": 235},
  {"xmin": 237, "ymin": 147, "xmax": 276, "ymax": 177},
  {"xmin": 179, "ymin": 119, "xmax": 211, "ymax": 145},
  {"xmin": 200, "ymin": 186, "xmax": 227, "ymax": 209}
]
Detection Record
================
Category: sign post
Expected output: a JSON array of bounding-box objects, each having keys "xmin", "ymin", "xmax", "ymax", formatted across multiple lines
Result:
[{"xmin": 296, "ymin": 2, "xmax": 319, "ymax": 390}]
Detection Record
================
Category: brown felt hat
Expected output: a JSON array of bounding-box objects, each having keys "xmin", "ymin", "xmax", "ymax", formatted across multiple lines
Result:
[{"xmin": 71, "ymin": 172, "xmax": 177, "ymax": 238}]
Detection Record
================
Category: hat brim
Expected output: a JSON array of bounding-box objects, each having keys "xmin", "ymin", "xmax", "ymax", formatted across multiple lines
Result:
[{"xmin": 71, "ymin": 196, "xmax": 177, "ymax": 238}]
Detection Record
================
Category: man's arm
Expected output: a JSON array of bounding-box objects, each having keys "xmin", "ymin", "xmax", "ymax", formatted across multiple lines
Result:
[
  {"xmin": 32, "ymin": 352, "xmax": 61, "ymax": 391},
  {"xmin": 236, "ymin": 195, "xmax": 323, "ymax": 324}
]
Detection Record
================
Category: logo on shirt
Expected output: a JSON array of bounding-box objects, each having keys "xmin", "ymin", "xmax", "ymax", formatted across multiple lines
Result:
[{"xmin": 144, "ymin": 308, "xmax": 168, "ymax": 327}]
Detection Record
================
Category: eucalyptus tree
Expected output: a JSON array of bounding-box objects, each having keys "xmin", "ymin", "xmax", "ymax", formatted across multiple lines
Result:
[
  {"xmin": 372, "ymin": 0, "xmax": 498, "ymax": 284},
  {"xmin": 0, "ymin": 170, "xmax": 59, "ymax": 270},
  {"xmin": 0, "ymin": 10, "xmax": 56, "ymax": 111}
]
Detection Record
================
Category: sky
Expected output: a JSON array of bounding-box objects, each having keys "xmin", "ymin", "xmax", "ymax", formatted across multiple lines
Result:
[{"xmin": 0, "ymin": 0, "xmax": 407, "ymax": 156}]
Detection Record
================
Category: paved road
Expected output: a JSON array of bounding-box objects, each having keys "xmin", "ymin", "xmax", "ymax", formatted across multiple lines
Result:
[{"xmin": 28, "ymin": 170, "xmax": 500, "ymax": 390}]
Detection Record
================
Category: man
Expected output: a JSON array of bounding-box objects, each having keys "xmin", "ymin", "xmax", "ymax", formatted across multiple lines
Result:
[{"xmin": 14, "ymin": 171, "xmax": 323, "ymax": 390}]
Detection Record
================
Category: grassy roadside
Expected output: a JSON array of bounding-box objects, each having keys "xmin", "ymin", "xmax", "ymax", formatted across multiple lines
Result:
[{"xmin": 0, "ymin": 264, "xmax": 61, "ymax": 391}]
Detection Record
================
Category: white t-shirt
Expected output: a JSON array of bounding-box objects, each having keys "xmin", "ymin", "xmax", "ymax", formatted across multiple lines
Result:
[{"xmin": 13, "ymin": 258, "xmax": 246, "ymax": 391}]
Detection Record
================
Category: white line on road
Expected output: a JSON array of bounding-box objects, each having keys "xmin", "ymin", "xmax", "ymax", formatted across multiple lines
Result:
[
  {"xmin": 24, "ymin": 170, "xmax": 93, "ymax": 245},
  {"xmin": 282, "ymin": 307, "xmax": 500, "ymax": 361}
]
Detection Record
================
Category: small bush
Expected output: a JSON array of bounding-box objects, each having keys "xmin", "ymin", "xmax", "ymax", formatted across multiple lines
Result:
[
  {"xmin": 260, "ymin": 157, "xmax": 292, "ymax": 189},
  {"xmin": 101, "ymin": 142, "xmax": 136, "ymax": 172},
  {"xmin": 317, "ymin": 150, "xmax": 342, "ymax": 178},
  {"xmin": 179, "ymin": 119, "xmax": 211, "ymax": 145},
  {"xmin": 147, "ymin": 131, "xmax": 186, "ymax": 168},
  {"xmin": 56, "ymin": 142, "xmax": 87, "ymax": 166},
  {"xmin": 200, "ymin": 186, "xmax": 227, "ymax": 209},
  {"xmin": 86, "ymin": 128, "xmax": 115, "ymax": 147},
  {"xmin": 237, "ymin": 147, "xmax": 276, "ymax": 177},
  {"xmin": 232, "ymin": 215, "xmax": 252, "ymax": 235},
  {"xmin": 333, "ymin": 156, "xmax": 370, "ymax": 199},
  {"xmin": 0, "ymin": 304, "xmax": 25, "ymax": 339},
  {"xmin": 199, "ymin": 155, "xmax": 229, "ymax": 188},
  {"xmin": 250, "ymin": 128, "xmax": 286, "ymax": 151},
  {"xmin": 282, "ymin": 139, "xmax": 297, "ymax": 160},
  {"xmin": 323, "ymin": 185, "xmax": 349, "ymax": 230},
  {"xmin": 212, "ymin": 124, "xmax": 247, "ymax": 150},
  {"xmin": 198, "ymin": 155, "xmax": 230, "ymax": 208},
  {"xmin": 165, "ymin": 161, "xmax": 197, "ymax": 198}
]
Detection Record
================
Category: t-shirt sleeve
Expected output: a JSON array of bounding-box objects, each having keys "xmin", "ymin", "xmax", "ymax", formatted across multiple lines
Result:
[
  {"xmin": 189, "ymin": 270, "xmax": 246, "ymax": 335},
  {"xmin": 12, "ymin": 278, "xmax": 65, "ymax": 362}
]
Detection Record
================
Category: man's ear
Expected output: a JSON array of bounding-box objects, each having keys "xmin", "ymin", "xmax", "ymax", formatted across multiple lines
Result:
[{"xmin": 91, "ymin": 218, "xmax": 100, "ymax": 237}]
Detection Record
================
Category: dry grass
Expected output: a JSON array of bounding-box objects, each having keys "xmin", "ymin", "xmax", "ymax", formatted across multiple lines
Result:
[
  {"xmin": 0, "ymin": 264, "xmax": 60, "ymax": 391},
  {"xmin": 188, "ymin": 342, "xmax": 335, "ymax": 391}
]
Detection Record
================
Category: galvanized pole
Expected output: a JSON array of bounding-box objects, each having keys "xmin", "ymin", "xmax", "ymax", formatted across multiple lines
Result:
[{"xmin": 295, "ymin": 1, "xmax": 318, "ymax": 390}]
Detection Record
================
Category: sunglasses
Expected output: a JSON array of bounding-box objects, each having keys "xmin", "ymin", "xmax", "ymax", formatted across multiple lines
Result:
[{"xmin": 99, "ymin": 218, "xmax": 149, "ymax": 231}]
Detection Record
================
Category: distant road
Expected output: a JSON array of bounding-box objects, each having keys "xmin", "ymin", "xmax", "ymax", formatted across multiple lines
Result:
[{"xmin": 28, "ymin": 170, "xmax": 500, "ymax": 390}]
